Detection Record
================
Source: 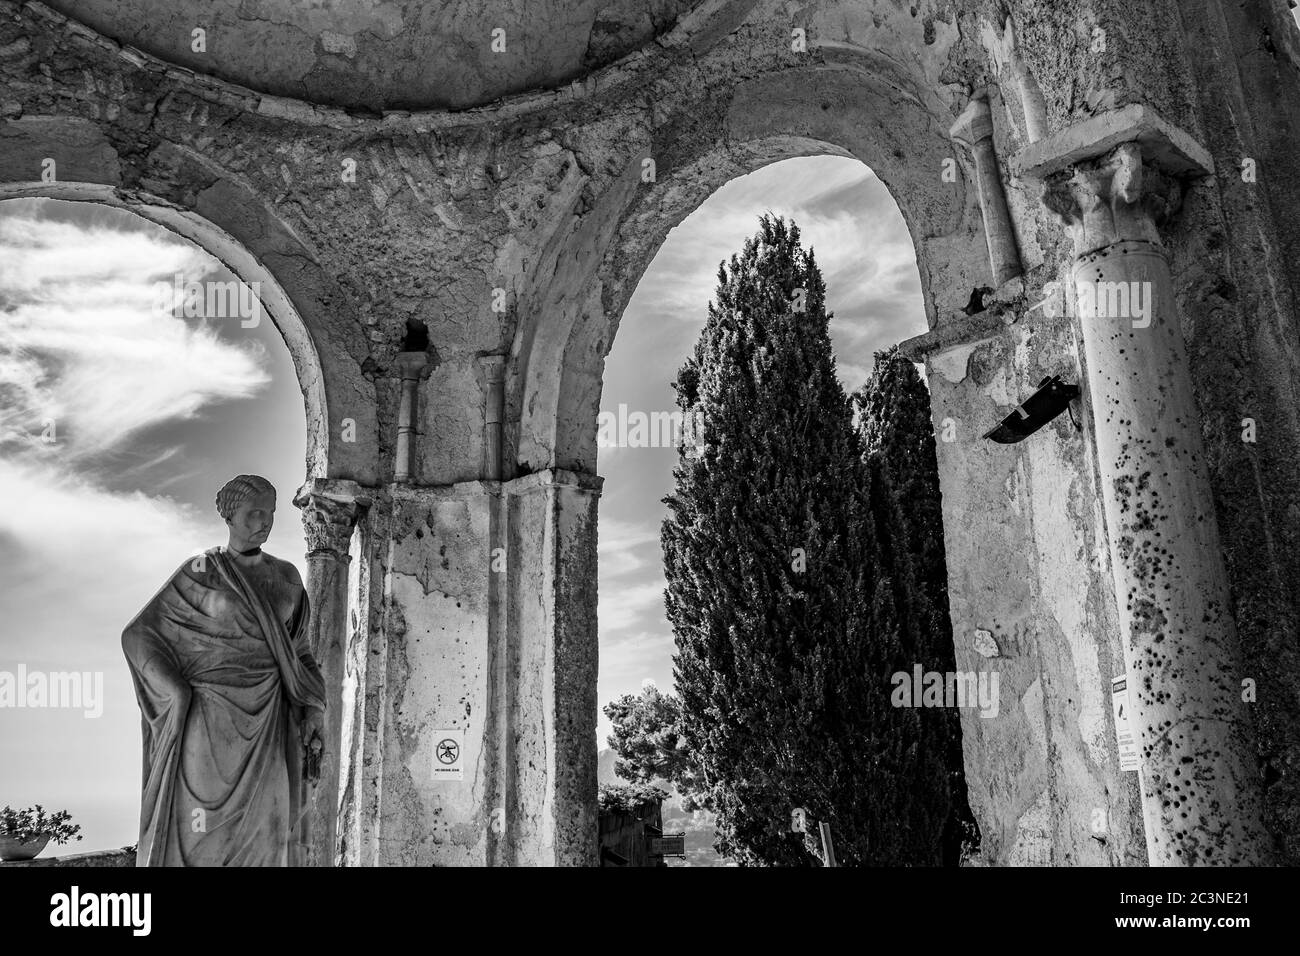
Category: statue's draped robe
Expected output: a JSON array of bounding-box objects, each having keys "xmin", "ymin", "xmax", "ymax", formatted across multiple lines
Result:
[{"xmin": 122, "ymin": 547, "xmax": 326, "ymax": 866}]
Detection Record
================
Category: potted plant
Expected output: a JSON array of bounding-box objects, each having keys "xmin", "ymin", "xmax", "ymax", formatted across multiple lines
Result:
[{"xmin": 0, "ymin": 805, "xmax": 83, "ymax": 862}]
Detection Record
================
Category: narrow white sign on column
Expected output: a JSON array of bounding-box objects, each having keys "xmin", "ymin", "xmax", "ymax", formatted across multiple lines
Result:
[
  {"xmin": 1111, "ymin": 675, "xmax": 1139, "ymax": 772},
  {"xmin": 433, "ymin": 728, "xmax": 464, "ymax": 781}
]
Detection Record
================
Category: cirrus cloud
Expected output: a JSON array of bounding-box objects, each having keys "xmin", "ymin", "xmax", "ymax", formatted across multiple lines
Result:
[{"xmin": 0, "ymin": 203, "xmax": 271, "ymax": 464}]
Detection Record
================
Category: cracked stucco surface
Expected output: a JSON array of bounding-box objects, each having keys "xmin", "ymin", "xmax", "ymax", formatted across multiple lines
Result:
[{"xmin": 3, "ymin": 0, "xmax": 1298, "ymax": 865}]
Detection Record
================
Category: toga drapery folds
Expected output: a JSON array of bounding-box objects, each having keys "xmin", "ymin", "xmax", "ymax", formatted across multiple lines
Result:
[{"xmin": 122, "ymin": 547, "xmax": 326, "ymax": 866}]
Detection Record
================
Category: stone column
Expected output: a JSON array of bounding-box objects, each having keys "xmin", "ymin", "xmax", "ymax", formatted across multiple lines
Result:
[
  {"xmin": 480, "ymin": 355, "xmax": 506, "ymax": 481},
  {"xmin": 1016, "ymin": 109, "xmax": 1273, "ymax": 865},
  {"xmin": 293, "ymin": 478, "xmax": 370, "ymax": 867},
  {"xmin": 1001, "ymin": 17, "xmax": 1048, "ymax": 143},
  {"xmin": 950, "ymin": 95, "xmax": 1023, "ymax": 288},
  {"xmin": 394, "ymin": 351, "xmax": 432, "ymax": 482}
]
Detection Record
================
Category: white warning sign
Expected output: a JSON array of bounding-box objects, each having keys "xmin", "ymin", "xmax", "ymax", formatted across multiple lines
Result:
[
  {"xmin": 1111, "ymin": 675, "xmax": 1139, "ymax": 772},
  {"xmin": 433, "ymin": 728, "xmax": 464, "ymax": 781}
]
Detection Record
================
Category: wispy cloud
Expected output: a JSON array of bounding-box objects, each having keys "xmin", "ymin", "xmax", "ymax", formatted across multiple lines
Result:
[
  {"xmin": 0, "ymin": 199, "xmax": 275, "ymax": 660},
  {"xmin": 599, "ymin": 580, "xmax": 669, "ymax": 636},
  {"xmin": 0, "ymin": 457, "xmax": 217, "ymax": 662},
  {"xmin": 598, "ymin": 516, "xmax": 661, "ymax": 576},
  {"xmin": 0, "ymin": 205, "xmax": 270, "ymax": 465}
]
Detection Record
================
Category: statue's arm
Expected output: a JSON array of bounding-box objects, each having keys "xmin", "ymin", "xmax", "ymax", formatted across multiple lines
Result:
[
  {"xmin": 121, "ymin": 565, "xmax": 193, "ymax": 706},
  {"xmin": 126, "ymin": 641, "xmax": 191, "ymax": 707},
  {"xmin": 283, "ymin": 562, "xmax": 326, "ymax": 716}
]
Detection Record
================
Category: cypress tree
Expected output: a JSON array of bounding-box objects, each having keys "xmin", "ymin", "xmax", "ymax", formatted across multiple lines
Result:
[
  {"xmin": 661, "ymin": 214, "xmax": 952, "ymax": 865},
  {"xmin": 854, "ymin": 348, "xmax": 981, "ymax": 864}
]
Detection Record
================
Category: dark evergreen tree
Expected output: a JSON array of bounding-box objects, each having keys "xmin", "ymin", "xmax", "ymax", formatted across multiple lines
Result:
[
  {"xmin": 853, "ymin": 348, "xmax": 981, "ymax": 864},
  {"xmin": 660, "ymin": 214, "xmax": 952, "ymax": 866}
]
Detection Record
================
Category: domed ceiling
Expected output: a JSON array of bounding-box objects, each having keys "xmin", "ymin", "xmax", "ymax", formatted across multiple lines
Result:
[{"xmin": 46, "ymin": 0, "xmax": 706, "ymax": 111}]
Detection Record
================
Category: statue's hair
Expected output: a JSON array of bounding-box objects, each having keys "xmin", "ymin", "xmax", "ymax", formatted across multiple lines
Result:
[{"xmin": 215, "ymin": 474, "xmax": 276, "ymax": 521}]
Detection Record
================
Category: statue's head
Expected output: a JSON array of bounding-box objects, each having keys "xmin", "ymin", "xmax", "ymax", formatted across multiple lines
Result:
[{"xmin": 216, "ymin": 475, "xmax": 277, "ymax": 550}]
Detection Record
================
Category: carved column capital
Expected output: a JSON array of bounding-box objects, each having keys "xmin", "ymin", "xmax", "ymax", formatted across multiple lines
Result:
[
  {"xmin": 1039, "ymin": 142, "xmax": 1184, "ymax": 255},
  {"xmin": 395, "ymin": 350, "xmax": 434, "ymax": 382},
  {"xmin": 1013, "ymin": 104, "xmax": 1214, "ymax": 257},
  {"xmin": 294, "ymin": 479, "xmax": 372, "ymax": 559},
  {"xmin": 949, "ymin": 94, "xmax": 995, "ymax": 150},
  {"xmin": 477, "ymin": 353, "xmax": 506, "ymax": 384}
]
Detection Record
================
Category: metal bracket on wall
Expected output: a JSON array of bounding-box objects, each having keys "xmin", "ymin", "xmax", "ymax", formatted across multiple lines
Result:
[{"xmin": 982, "ymin": 375, "xmax": 1081, "ymax": 444}]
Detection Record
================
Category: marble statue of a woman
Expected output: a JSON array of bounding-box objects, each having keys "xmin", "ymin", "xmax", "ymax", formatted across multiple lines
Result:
[{"xmin": 122, "ymin": 475, "xmax": 326, "ymax": 866}]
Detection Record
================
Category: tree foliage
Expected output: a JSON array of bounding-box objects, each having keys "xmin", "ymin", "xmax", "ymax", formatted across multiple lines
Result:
[
  {"xmin": 603, "ymin": 685, "xmax": 708, "ymax": 810},
  {"xmin": 853, "ymin": 348, "xmax": 981, "ymax": 864},
  {"xmin": 658, "ymin": 214, "xmax": 954, "ymax": 866},
  {"xmin": 598, "ymin": 782, "xmax": 669, "ymax": 816},
  {"xmin": 0, "ymin": 805, "xmax": 83, "ymax": 845}
]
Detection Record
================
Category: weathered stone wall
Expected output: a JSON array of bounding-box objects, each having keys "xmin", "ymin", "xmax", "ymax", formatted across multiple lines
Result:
[
  {"xmin": 921, "ymin": 306, "xmax": 1146, "ymax": 866},
  {"xmin": 504, "ymin": 471, "xmax": 602, "ymax": 865},
  {"xmin": 3, "ymin": 0, "xmax": 1297, "ymax": 865},
  {"xmin": 995, "ymin": 0, "xmax": 1300, "ymax": 864},
  {"xmin": 1164, "ymin": 0, "xmax": 1300, "ymax": 864},
  {"xmin": 371, "ymin": 484, "xmax": 495, "ymax": 866}
]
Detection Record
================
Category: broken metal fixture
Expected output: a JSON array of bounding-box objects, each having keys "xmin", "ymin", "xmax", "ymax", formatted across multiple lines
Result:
[{"xmin": 982, "ymin": 375, "xmax": 1081, "ymax": 444}]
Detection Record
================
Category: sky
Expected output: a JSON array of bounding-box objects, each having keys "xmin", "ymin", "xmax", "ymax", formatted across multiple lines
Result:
[
  {"xmin": 595, "ymin": 154, "xmax": 926, "ymax": 745},
  {"xmin": 0, "ymin": 197, "xmax": 308, "ymax": 853},
  {"xmin": 0, "ymin": 154, "xmax": 924, "ymax": 854}
]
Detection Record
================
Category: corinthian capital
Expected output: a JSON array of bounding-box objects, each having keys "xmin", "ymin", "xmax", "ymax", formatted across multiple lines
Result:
[
  {"xmin": 1040, "ymin": 143, "xmax": 1183, "ymax": 255},
  {"xmin": 294, "ymin": 479, "xmax": 371, "ymax": 559},
  {"xmin": 1012, "ymin": 104, "xmax": 1214, "ymax": 257}
]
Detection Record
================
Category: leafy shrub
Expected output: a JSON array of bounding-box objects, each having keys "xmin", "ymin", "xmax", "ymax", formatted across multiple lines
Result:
[
  {"xmin": 0, "ymin": 805, "xmax": 83, "ymax": 845},
  {"xmin": 598, "ymin": 783, "xmax": 668, "ymax": 816}
]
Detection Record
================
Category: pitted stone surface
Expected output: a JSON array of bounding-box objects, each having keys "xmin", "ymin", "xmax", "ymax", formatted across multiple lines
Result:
[{"xmin": 3, "ymin": 0, "xmax": 1299, "ymax": 866}]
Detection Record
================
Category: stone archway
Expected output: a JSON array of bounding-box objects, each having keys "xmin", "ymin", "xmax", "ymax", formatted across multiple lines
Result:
[
  {"xmin": 5, "ymin": 0, "xmax": 1298, "ymax": 868},
  {"xmin": 0, "ymin": 181, "xmax": 334, "ymax": 478},
  {"xmin": 500, "ymin": 13, "xmax": 1287, "ymax": 864},
  {"xmin": 499, "ymin": 46, "xmax": 994, "ymax": 864},
  {"xmin": 513, "ymin": 57, "xmax": 983, "ymax": 476},
  {"xmin": 0, "ymin": 153, "xmax": 378, "ymax": 488},
  {"xmin": 504, "ymin": 47, "xmax": 1140, "ymax": 866},
  {"xmin": 0, "ymin": 175, "xmax": 379, "ymax": 866}
]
